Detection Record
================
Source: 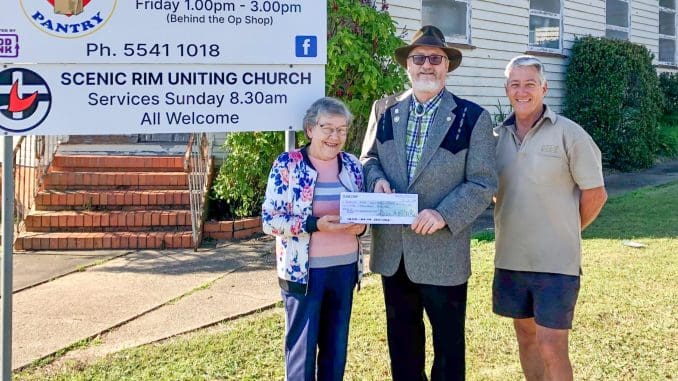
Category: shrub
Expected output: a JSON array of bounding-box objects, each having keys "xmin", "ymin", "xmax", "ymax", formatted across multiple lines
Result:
[
  {"xmin": 327, "ymin": 0, "xmax": 407, "ymax": 154},
  {"xmin": 657, "ymin": 121, "xmax": 678, "ymax": 158},
  {"xmin": 659, "ymin": 72, "xmax": 678, "ymax": 116},
  {"xmin": 658, "ymin": 73, "xmax": 678, "ymax": 158},
  {"xmin": 563, "ymin": 36, "xmax": 663, "ymax": 171},
  {"xmin": 211, "ymin": 132, "xmax": 284, "ymax": 219}
]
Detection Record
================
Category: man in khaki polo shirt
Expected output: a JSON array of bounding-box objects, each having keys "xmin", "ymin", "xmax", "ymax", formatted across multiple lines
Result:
[{"xmin": 493, "ymin": 55, "xmax": 608, "ymax": 381}]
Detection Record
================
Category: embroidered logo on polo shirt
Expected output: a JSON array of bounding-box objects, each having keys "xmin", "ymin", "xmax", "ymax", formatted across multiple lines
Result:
[{"xmin": 540, "ymin": 145, "xmax": 559, "ymax": 154}]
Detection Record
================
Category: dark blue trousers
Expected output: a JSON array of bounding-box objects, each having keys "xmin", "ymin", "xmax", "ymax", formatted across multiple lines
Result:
[
  {"xmin": 382, "ymin": 260, "xmax": 468, "ymax": 381},
  {"xmin": 281, "ymin": 262, "xmax": 357, "ymax": 381}
]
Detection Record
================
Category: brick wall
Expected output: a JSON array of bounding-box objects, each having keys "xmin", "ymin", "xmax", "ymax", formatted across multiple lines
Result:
[{"xmin": 203, "ymin": 216, "xmax": 262, "ymax": 241}]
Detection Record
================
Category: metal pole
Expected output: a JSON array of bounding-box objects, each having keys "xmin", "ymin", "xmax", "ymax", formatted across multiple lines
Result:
[
  {"xmin": 1, "ymin": 135, "xmax": 14, "ymax": 380},
  {"xmin": 285, "ymin": 129, "xmax": 295, "ymax": 152}
]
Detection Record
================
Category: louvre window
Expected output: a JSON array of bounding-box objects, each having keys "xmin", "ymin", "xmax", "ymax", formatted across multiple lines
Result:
[
  {"xmin": 606, "ymin": 0, "xmax": 630, "ymax": 40},
  {"xmin": 529, "ymin": 0, "xmax": 562, "ymax": 51},
  {"xmin": 660, "ymin": 0, "xmax": 676, "ymax": 63},
  {"xmin": 422, "ymin": 0, "xmax": 471, "ymax": 44}
]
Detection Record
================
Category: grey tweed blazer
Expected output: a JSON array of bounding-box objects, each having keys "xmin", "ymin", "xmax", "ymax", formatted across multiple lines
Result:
[{"xmin": 360, "ymin": 89, "xmax": 497, "ymax": 286}]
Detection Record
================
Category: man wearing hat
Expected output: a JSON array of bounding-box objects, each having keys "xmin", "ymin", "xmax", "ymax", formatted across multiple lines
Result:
[{"xmin": 360, "ymin": 25, "xmax": 496, "ymax": 380}]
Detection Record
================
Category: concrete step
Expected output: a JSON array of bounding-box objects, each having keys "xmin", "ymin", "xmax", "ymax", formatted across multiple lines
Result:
[
  {"xmin": 43, "ymin": 171, "xmax": 188, "ymax": 190},
  {"xmin": 15, "ymin": 231, "xmax": 194, "ymax": 251},
  {"xmin": 51, "ymin": 155, "xmax": 185, "ymax": 172},
  {"xmin": 24, "ymin": 210, "xmax": 192, "ymax": 232},
  {"xmin": 64, "ymin": 135, "xmax": 140, "ymax": 144},
  {"xmin": 35, "ymin": 190, "xmax": 190, "ymax": 210},
  {"xmin": 57, "ymin": 143, "xmax": 187, "ymax": 156}
]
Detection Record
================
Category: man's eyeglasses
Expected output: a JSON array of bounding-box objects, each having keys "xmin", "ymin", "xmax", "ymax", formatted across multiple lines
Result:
[
  {"xmin": 317, "ymin": 124, "xmax": 349, "ymax": 137},
  {"xmin": 408, "ymin": 54, "xmax": 448, "ymax": 66}
]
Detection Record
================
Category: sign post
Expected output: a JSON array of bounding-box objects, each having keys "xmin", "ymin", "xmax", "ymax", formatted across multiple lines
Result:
[{"xmin": 2, "ymin": 136, "xmax": 14, "ymax": 381}]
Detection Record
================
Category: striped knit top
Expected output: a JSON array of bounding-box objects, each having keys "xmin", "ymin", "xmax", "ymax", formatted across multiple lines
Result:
[{"xmin": 308, "ymin": 155, "xmax": 359, "ymax": 269}]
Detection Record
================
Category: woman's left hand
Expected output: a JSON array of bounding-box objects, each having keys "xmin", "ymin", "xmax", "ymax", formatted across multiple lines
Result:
[{"xmin": 317, "ymin": 215, "xmax": 366, "ymax": 235}]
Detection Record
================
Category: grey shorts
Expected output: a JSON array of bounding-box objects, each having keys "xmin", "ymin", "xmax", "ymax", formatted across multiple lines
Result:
[{"xmin": 492, "ymin": 268, "xmax": 580, "ymax": 329}]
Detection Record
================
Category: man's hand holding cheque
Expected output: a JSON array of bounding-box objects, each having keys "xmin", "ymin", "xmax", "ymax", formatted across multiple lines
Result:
[
  {"xmin": 411, "ymin": 209, "xmax": 446, "ymax": 235},
  {"xmin": 374, "ymin": 179, "xmax": 393, "ymax": 194}
]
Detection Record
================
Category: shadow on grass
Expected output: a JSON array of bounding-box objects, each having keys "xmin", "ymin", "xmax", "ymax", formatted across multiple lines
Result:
[
  {"xmin": 584, "ymin": 181, "xmax": 678, "ymax": 239},
  {"xmin": 472, "ymin": 230, "xmax": 495, "ymax": 244}
]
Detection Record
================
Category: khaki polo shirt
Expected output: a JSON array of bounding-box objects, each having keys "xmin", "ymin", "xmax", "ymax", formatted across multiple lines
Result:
[{"xmin": 493, "ymin": 105, "xmax": 604, "ymax": 276}]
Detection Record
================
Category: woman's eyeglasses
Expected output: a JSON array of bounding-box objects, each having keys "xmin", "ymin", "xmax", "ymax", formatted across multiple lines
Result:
[
  {"xmin": 408, "ymin": 54, "xmax": 448, "ymax": 66},
  {"xmin": 317, "ymin": 124, "xmax": 349, "ymax": 137}
]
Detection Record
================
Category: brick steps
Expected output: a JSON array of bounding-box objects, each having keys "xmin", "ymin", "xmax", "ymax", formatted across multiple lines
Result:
[
  {"xmin": 15, "ymin": 231, "xmax": 193, "ymax": 251},
  {"xmin": 51, "ymin": 155, "xmax": 185, "ymax": 172},
  {"xmin": 35, "ymin": 190, "xmax": 190, "ymax": 210},
  {"xmin": 15, "ymin": 153, "xmax": 195, "ymax": 251},
  {"xmin": 25, "ymin": 210, "xmax": 191, "ymax": 232},
  {"xmin": 43, "ymin": 171, "xmax": 188, "ymax": 190}
]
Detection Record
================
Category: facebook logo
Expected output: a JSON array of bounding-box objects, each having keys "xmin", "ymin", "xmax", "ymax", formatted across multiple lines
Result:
[{"xmin": 295, "ymin": 36, "xmax": 317, "ymax": 57}]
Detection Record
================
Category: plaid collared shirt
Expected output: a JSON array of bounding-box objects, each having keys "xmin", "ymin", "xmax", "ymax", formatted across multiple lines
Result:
[{"xmin": 406, "ymin": 90, "xmax": 444, "ymax": 183}]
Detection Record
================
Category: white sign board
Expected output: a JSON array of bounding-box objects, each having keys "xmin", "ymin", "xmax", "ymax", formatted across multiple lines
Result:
[
  {"xmin": 0, "ymin": 0, "xmax": 326, "ymax": 64},
  {"xmin": 0, "ymin": 64, "xmax": 324, "ymax": 135}
]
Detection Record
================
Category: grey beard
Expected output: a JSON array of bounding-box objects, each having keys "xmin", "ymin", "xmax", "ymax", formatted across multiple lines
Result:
[{"xmin": 409, "ymin": 76, "xmax": 442, "ymax": 93}]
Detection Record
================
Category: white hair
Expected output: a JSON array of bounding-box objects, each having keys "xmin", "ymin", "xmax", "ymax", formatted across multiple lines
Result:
[
  {"xmin": 303, "ymin": 97, "xmax": 353, "ymax": 130},
  {"xmin": 505, "ymin": 55, "xmax": 546, "ymax": 85}
]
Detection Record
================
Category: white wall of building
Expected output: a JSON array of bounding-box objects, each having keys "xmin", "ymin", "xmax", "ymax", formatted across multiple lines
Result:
[{"xmin": 386, "ymin": 0, "xmax": 677, "ymax": 117}]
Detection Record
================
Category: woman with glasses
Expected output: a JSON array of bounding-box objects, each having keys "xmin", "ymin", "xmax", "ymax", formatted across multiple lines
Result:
[{"xmin": 262, "ymin": 97, "xmax": 366, "ymax": 381}]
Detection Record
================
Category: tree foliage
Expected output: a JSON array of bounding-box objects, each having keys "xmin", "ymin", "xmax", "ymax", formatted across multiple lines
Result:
[
  {"xmin": 326, "ymin": 0, "xmax": 407, "ymax": 154},
  {"xmin": 563, "ymin": 36, "xmax": 663, "ymax": 170}
]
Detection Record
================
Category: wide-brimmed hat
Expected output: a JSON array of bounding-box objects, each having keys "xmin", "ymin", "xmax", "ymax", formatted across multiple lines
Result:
[{"xmin": 395, "ymin": 25, "xmax": 462, "ymax": 72}]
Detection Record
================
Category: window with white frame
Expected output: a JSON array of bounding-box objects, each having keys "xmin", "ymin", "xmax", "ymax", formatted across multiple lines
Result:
[
  {"xmin": 529, "ymin": 0, "xmax": 562, "ymax": 51},
  {"xmin": 422, "ymin": 0, "xmax": 471, "ymax": 44},
  {"xmin": 606, "ymin": 0, "xmax": 631, "ymax": 40},
  {"xmin": 660, "ymin": 0, "xmax": 676, "ymax": 64}
]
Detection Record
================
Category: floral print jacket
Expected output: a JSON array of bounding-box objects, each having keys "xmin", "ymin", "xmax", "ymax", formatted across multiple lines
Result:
[{"xmin": 262, "ymin": 147, "xmax": 364, "ymax": 291}]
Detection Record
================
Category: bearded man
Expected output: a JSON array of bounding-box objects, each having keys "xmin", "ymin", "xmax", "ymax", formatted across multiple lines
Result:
[{"xmin": 360, "ymin": 25, "xmax": 497, "ymax": 381}]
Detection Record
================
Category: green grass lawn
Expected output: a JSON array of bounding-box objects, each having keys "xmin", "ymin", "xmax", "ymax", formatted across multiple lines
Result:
[{"xmin": 16, "ymin": 183, "xmax": 678, "ymax": 380}]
